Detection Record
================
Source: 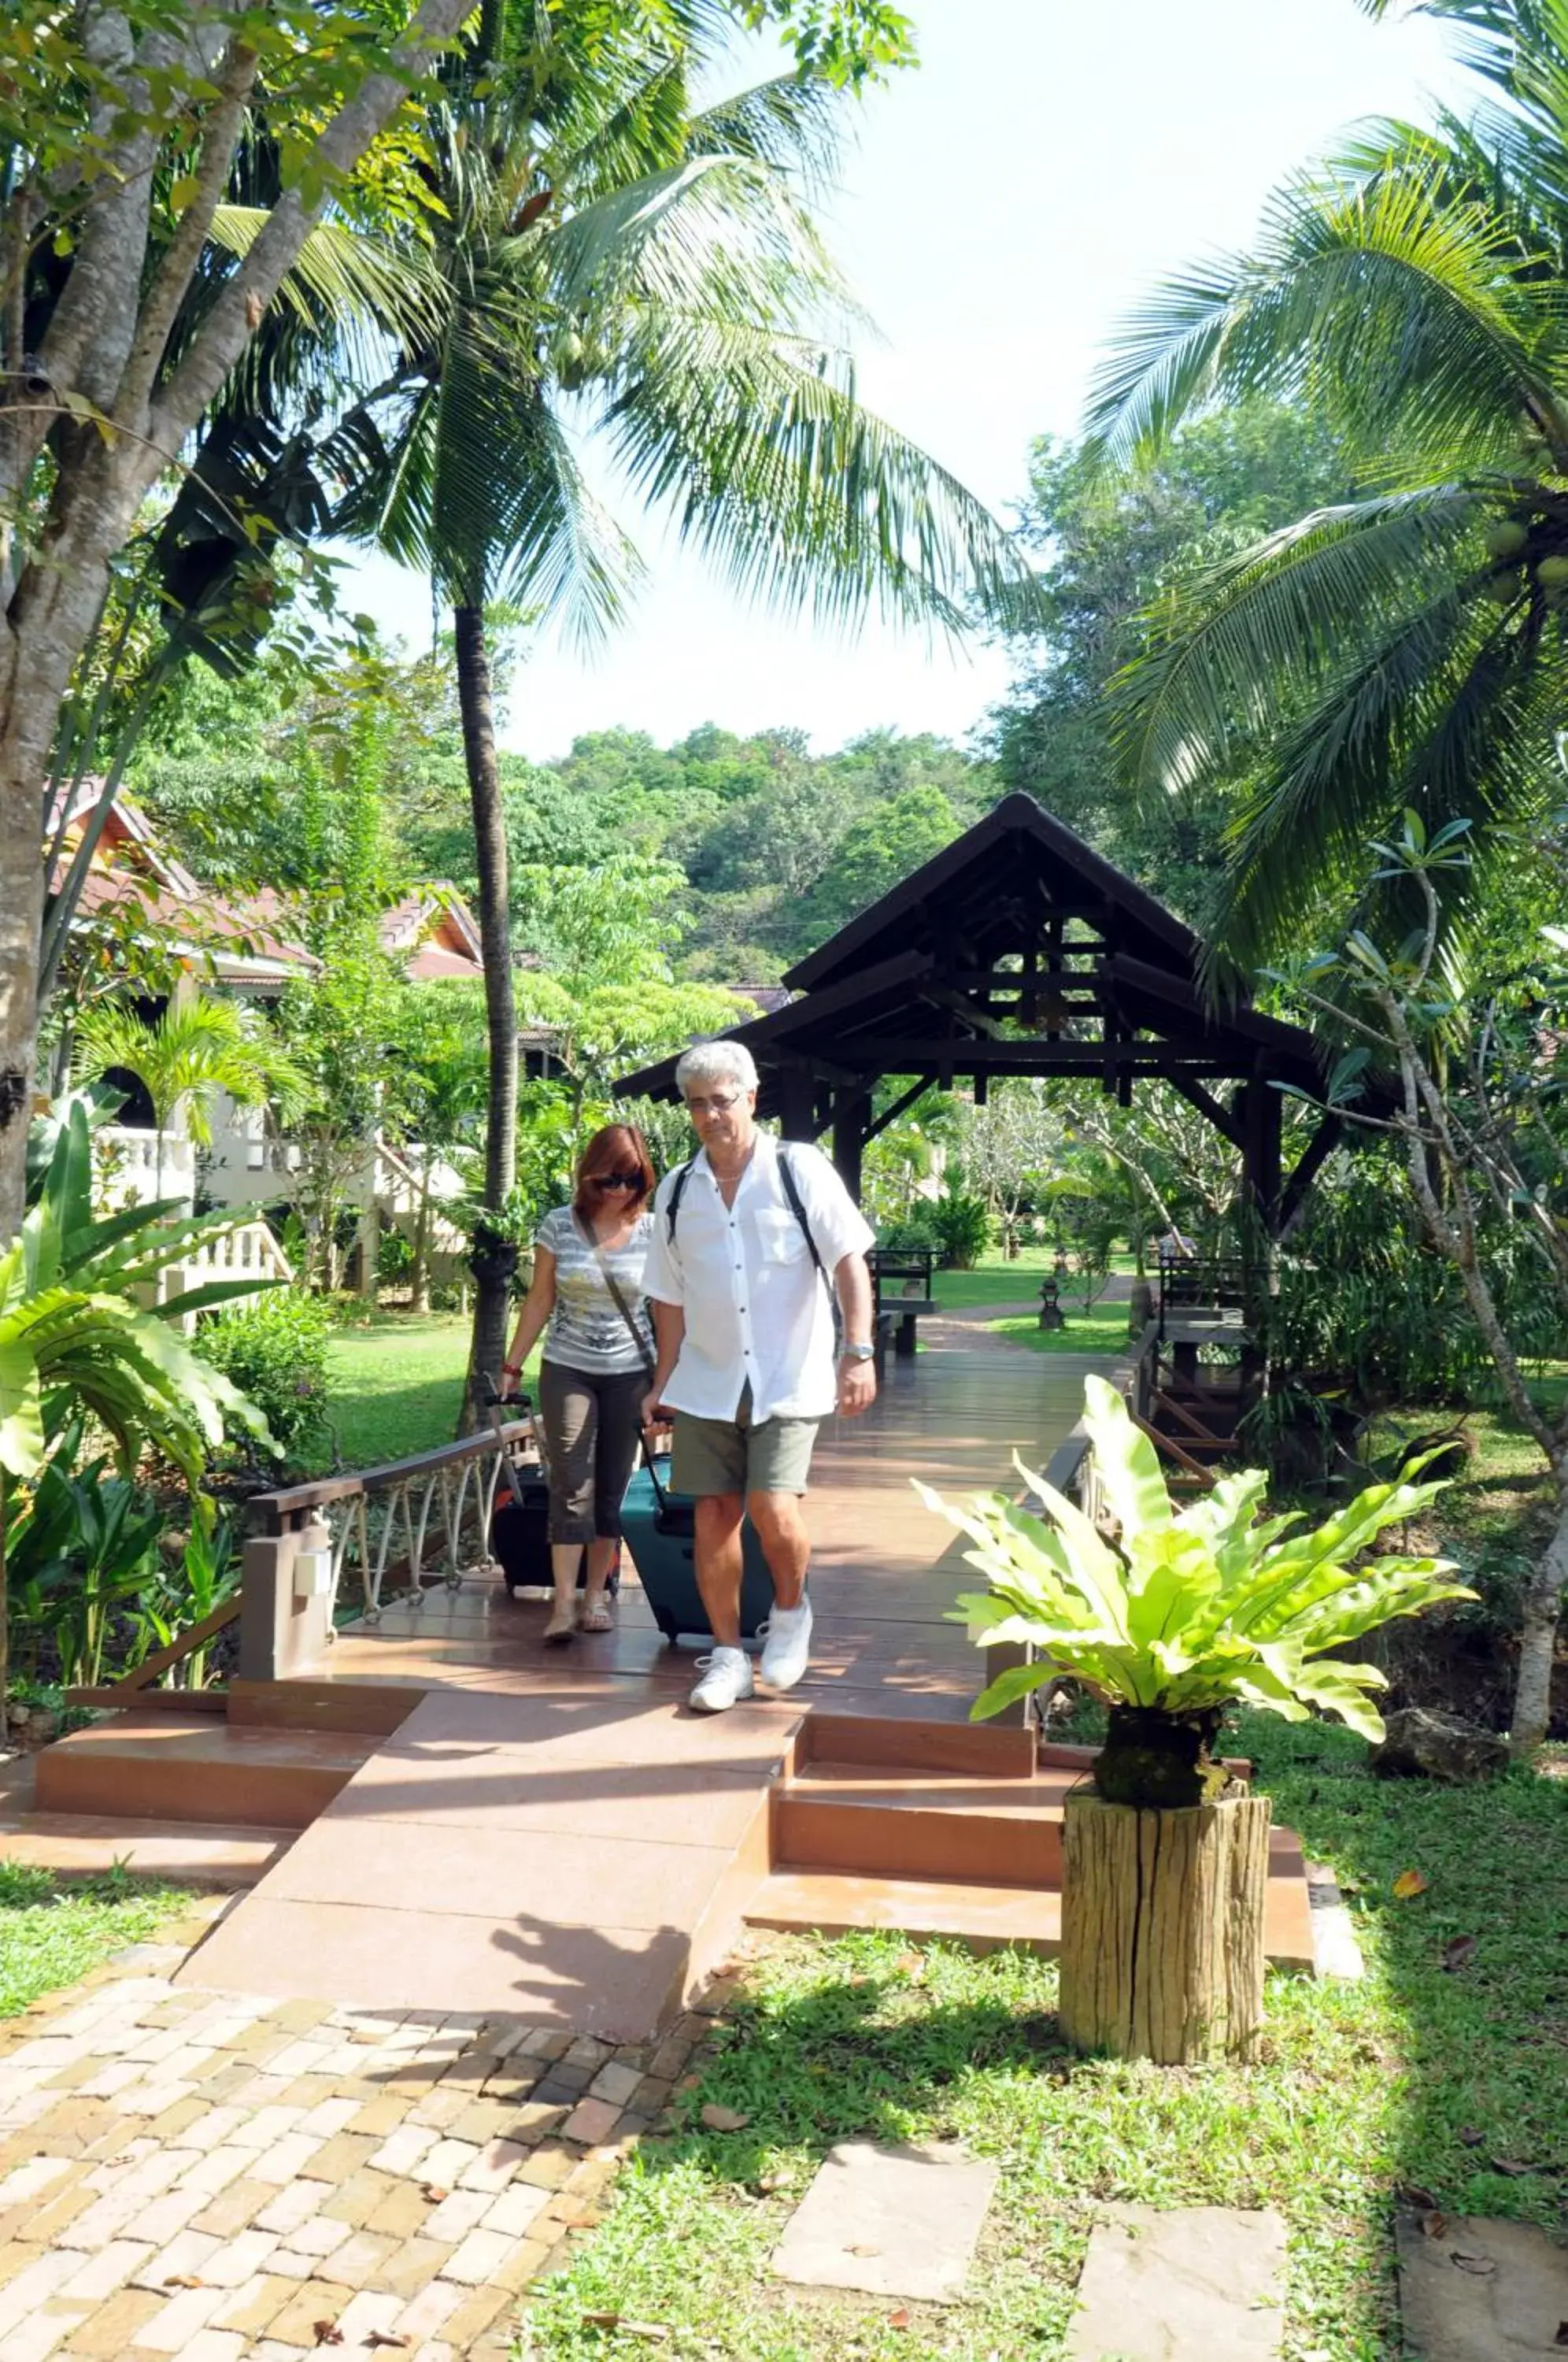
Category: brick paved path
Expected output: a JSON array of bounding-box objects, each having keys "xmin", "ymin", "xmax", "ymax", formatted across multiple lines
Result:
[{"xmin": 0, "ymin": 1901, "xmax": 710, "ymax": 2361}]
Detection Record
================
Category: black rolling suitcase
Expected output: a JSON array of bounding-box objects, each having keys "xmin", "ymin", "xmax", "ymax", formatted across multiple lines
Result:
[
  {"xmin": 486, "ymin": 1385, "xmax": 619, "ymax": 1599},
  {"xmin": 619, "ymin": 1446, "xmax": 775, "ymax": 1645}
]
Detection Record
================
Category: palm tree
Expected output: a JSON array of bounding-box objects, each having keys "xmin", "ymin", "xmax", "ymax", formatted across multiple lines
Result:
[
  {"xmin": 74, "ymin": 994, "xmax": 303, "ymax": 1199},
  {"xmin": 1085, "ymin": 0, "xmax": 1568, "ymax": 975},
  {"xmin": 325, "ymin": 24, "xmax": 1037, "ymax": 1414}
]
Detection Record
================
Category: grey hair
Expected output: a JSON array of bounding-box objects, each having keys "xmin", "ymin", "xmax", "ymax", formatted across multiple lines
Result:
[{"xmin": 675, "ymin": 1038, "xmax": 758, "ymax": 1095}]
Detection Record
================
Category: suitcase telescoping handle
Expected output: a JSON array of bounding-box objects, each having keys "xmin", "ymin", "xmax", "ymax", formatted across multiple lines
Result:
[
  {"xmin": 484, "ymin": 1375, "xmax": 546, "ymax": 1501},
  {"xmin": 639, "ymin": 1426, "xmax": 674, "ymax": 1516}
]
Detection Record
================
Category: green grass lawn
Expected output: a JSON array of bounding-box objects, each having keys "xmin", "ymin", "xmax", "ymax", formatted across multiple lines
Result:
[
  {"xmin": 0, "ymin": 1865, "xmax": 196, "ymax": 2019},
  {"xmin": 933, "ymin": 1246, "xmax": 1138, "ymax": 1311},
  {"xmin": 522, "ymin": 1718, "xmax": 1568, "ymax": 2361},
  {"xmin": 986, "ymin": 1309, "xmax": 1132, "ymax": 1358},
  {"xmin": 326, "ymin": 1313, "xmax": 543, "ymax": 1469}
]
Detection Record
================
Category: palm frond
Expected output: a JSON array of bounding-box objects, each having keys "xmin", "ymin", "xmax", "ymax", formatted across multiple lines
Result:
[
  {"xmin": 605, "ymin": 321, "xmax": 1037, "ymax": 633},
  {"xmin": 1109, "ymin": 485, "xmax": 1486, "ymax": 801},
  {"xmin": 1087, "ymin": 160, "xmax": 1568, "ymax": 472},
  {"xmin": 208, "ymin": 207, "xmax": 441, "ymax": 356},
  {"xmin": 690, "ymin": 71, "xmax": 847, "ymax": 194}
]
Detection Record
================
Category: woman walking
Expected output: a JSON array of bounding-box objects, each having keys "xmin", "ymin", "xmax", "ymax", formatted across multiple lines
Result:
[{"xmin": 501, "ymin": 1124, "xmax": 656, "ymax": 1642}]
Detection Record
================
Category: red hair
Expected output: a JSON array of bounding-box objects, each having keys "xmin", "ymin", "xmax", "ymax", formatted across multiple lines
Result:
[{"xmin": 572, "ymin": 1123, "xmax": 656, "ymax": 1223}]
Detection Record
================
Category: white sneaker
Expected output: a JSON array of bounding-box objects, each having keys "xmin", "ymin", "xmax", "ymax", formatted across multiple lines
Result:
[
  {"xmin": 759, "ymin": 1597, "xmax": 813, "ymax": 1691},
  {"xmin": 688, "ymin": 1647, "xmax": 755, "ymax": 1714}
]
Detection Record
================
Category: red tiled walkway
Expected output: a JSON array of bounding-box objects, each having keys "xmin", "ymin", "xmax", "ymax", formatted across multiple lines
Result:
[{"xmin": 179, "ymin": 1345, "xmax": 1112, "ymax": 2032}]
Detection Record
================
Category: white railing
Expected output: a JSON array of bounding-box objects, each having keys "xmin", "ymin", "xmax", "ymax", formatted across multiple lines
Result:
[
  {"xmin": 94, "ymin": 1125, "xmax": 197, "ymax": 1210},
  {"xmin": 372, "ymin": 1139, "xmax": 466, "ymax": 1252},
  {"xmin": 155, "ymin": 1219, "xmax": 294, "ymax": 1324}
]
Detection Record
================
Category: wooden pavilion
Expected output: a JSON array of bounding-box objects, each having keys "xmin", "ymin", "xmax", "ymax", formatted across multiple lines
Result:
[{"xmin": 619, "ymin": 790, "xmax": 1356, "ymax": 1236}]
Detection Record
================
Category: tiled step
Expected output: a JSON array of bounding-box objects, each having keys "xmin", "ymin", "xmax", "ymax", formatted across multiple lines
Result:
[
  {"xmin": 752, "ymin": 1835, "xmax": 1315, "ymax": 1971},
  {"xmin": 773, "ymin": 1760, "xmax": 1071, "ymax": 1886},
  {"xmin": 0, "ymin": 1811, "xmax": 292, "ymax": 1886},
  {"xmin": 226, "ymin": 1677, "xmax": 427, "ymax": 1737},
  {"xmin": 33, "ymin": 1712, "xmax": 377, "ymax": 1829},
  {"xmin": 748, "ymin": 1868, "xmax": 1063, "ymax": 1953}
]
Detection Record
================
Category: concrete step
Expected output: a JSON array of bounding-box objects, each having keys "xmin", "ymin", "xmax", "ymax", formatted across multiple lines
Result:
[
  {"xmin": 752, "ymin": 1835, "xmax": 1315, "ymax": 1971},
  {"xmin": 226, "ymin": 1677, "xmax": 427, "ymax": 1737},
  {"xmin": 774, "ymin": 1760, "xmax": 1071, "ymax": 1886},
  {"xmin": 748, "ymin": 1868, "xmax": 1063, "ymax": 1953},
  {"xmin": 33, "ymin": 1712, "xmax": 377, "ymax": 1830},
  {"xmin": 0, "ymin": 1810, "xmax": 293, "ymax": 1886}
]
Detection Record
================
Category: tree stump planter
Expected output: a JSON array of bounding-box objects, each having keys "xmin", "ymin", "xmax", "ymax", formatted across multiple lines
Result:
[{"xmin": 1059, "ymin": 1788, "xmax": 1272, "ymax": 2064}]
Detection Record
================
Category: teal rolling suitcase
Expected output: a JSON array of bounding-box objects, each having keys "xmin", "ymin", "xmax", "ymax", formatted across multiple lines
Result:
[{"xmin": 619, "ymin": 1450, "xmax": 777, "ymax": 1645}]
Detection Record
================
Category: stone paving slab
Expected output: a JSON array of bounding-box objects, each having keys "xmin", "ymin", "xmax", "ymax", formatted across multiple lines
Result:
[
  {"xmin": 771, "ymin": 2139, "xmax": 998, "ymax": 2303},
  {"xmin": 1067, "ymin": 2204, "xmax": 1286, "ymax": 2361},
  {"xmin": 0, "ymin": 1902, "xmax": 705, "ymax": 2360},
  {"xmin": 1396, "ymin": 2213, "xmax": 1568, "ymax": 2360}
]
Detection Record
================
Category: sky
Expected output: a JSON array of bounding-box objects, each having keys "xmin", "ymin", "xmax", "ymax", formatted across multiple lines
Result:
[{"xmin": 337, "ymin": 0, "xmax": 1468, "ymax": 764}]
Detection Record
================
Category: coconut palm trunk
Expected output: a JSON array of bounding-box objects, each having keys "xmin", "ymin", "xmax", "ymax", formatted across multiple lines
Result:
[{"xmin": 453, "ymin": 603, "xmax": 517, "ymax": 1427}]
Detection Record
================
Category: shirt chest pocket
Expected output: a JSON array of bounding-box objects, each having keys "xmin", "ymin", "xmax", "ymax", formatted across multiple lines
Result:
[{"xmin": 754, "ymin": 1208, "xmax": 808, "ymax": 1264}]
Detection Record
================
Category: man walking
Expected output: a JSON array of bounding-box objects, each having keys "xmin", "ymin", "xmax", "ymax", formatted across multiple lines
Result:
[{"xmin": 640, "ymin": 1041, "xmax": 877, "ymax": 1712}]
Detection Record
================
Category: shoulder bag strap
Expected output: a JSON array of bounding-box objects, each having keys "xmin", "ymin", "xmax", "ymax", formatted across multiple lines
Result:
[{"xmin": 582, "ymin": 1218, "xmax": 656, "ymax": 1375}]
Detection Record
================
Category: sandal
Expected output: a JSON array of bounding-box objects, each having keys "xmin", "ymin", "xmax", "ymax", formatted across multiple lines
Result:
[
  {"xmin": 580, "ymin": 1596, "xmax": 614, "ymax": 1635},
  {"xmin": 542, "ymin": 1600, "xmax": 578, "ymax": 1644}
]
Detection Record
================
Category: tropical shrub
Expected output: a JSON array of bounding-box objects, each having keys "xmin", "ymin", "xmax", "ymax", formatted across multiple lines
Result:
[
  {"xmin": 4, "ymin": 1428, "xmax": 162, "ymax": 1690},
  {"xmin": 929, "ymin": 1190, "xmax": 991, "ymax": 1269},
  {"xmin": 876, "ymin": 1213, "xmax": 940, "ymax": 1255},
  {"xmin": 919, "ymin": 1375, "xmax": 1474, "ymax": 1807},
  {"xmin": 196, "ymin": 1294, "xmax": 335, "ymax": 1472},
  {"xmin": 1, "ymin": 1108, "xmax": 273, "ymax": 1689}
]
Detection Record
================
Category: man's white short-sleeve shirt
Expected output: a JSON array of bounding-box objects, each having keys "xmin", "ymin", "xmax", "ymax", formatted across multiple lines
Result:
[{"xmin": 641, "ymin": 1132, "xmax": 875, "ymax": 1423}]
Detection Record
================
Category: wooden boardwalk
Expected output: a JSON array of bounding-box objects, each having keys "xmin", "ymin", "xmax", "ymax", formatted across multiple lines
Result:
[{"xmin": 178, "ymin": 1340, "xmax": 1115, "ymax": 2031}]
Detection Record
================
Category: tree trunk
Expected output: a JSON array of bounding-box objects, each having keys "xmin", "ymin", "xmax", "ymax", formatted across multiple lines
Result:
[
  {"xmin": 411, "ymin": 1160, "xmax": 433, "ymax": 1316},
  {"xmin": 358, "ymin": 1194, "xmax": 380, "ymax": 1306},
  {"xmin": 1511, "ymin": 1479, "xmax": 1568, "ymax": 1754},
  {"xmin": 0, "ymin": 735, "xmax": 45, "ymax": 1247},
  {"xmin": 1059, "ymin": 1790, "xmax": 1271, "ymax": 2064},
  {"xmin": 453, "ymin": 603, "xmax": 516, "ymax": 1430},
  {"xmin": 0, "ymin": 1477, "xmax": 9, "ymax": 1709}
]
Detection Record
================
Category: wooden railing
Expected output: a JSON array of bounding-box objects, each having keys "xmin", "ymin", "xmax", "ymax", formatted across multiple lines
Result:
[
  {"xmin": 242, "ymin": 1415, "xmax": 537, "ymax": 1672},
  {"xmin": 68, "ymin": 1416, "xmax": 538, "ymax": 1705},
  {"xmin": 67, "ymin": 1597, "xmax": 242, "ymax": 1714}
]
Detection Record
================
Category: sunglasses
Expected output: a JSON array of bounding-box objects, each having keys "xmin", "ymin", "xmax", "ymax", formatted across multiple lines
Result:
[{"xmin": 592, "ymin": 1172, "xmax": 643, "ymax": 1190}]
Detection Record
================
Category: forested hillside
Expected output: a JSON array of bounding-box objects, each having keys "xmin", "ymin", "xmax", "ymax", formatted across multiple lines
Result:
[{"xmin": 128, "ymin": 394, "xmax": 1346, "ymax": 987}]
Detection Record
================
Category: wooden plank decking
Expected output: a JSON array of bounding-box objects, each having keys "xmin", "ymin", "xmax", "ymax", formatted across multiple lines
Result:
[{"xmin": 287, "ymin": 1337, "xmax": 1110, "ymax": 1716}]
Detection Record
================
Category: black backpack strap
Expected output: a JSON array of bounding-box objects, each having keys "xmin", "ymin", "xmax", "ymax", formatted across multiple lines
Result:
[
  {"xmin": 777, "ymin": 1150, "xmax": 826, "ymax": 1279},
  {"xmin": 665, "ymin": 1157, "xmax": 695, "ymax": 1244}
]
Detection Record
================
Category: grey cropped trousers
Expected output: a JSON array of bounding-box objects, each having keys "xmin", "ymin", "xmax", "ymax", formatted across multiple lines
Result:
[{"xmin": 536, "ymin": 1358, "xmax": 647, "ymax": 1545}]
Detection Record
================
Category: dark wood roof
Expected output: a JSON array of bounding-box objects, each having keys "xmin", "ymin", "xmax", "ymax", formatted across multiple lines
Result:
[
  {"xmin": 782, "ymin": 792, "xmax": 1196, "ymax": 991},
  {"xmin": 619, "ymin": 790, "xmax": 1380, "ymax": 1116}
]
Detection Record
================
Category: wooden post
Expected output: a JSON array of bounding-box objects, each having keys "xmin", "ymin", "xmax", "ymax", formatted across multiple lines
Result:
[
  {"xmin": 776, "ymin": 1067, "xmax": 817, "ymax": 1145},
  {"xmin": 830, "ymin": 1085, "xmax": 870, "ymax": 1202},
  {"xmin": 1059, "ymin": 1790, "xmax": 1271, "ymax": 2064},
  {"xmin": 239, "ymin": 1518, "xmax": 333, "ymax": 1683}
]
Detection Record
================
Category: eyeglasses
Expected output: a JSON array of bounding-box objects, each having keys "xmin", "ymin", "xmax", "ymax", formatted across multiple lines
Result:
[
  {"xmin": 684, "ymin": 1091, "xmax": 742, "ymax": 1116},
  {"xmin": 592, "ymin": 1172, "xmax": 642, "ymax": 1190}
]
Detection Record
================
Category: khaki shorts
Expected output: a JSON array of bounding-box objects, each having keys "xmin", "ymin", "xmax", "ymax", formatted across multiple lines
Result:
[{"xmin": 671, "ymin": 1384, "xmax": 819, "ymax": 1499}]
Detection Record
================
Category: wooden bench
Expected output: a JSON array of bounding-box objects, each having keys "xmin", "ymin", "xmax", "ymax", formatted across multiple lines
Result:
[{"xmin": 869, "ymin": 1247, "xmax": 941, "ymax": 1361}]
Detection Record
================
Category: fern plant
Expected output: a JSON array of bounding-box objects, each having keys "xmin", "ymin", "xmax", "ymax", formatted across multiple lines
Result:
[{"xmin": 919, "ymin": 1375, "xmax": 1474, "ymax": 1806}]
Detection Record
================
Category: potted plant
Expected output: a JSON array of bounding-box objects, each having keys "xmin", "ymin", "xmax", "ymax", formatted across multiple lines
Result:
[{"xmin": 919, "ymin": 1376, "xmax": 1473, "ymax": 2064}]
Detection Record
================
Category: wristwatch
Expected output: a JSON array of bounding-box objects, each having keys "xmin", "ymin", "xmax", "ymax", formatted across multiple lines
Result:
[{"xmin": 840, "ymin": 1342, "xmax": 875, "ymax": 1363}]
